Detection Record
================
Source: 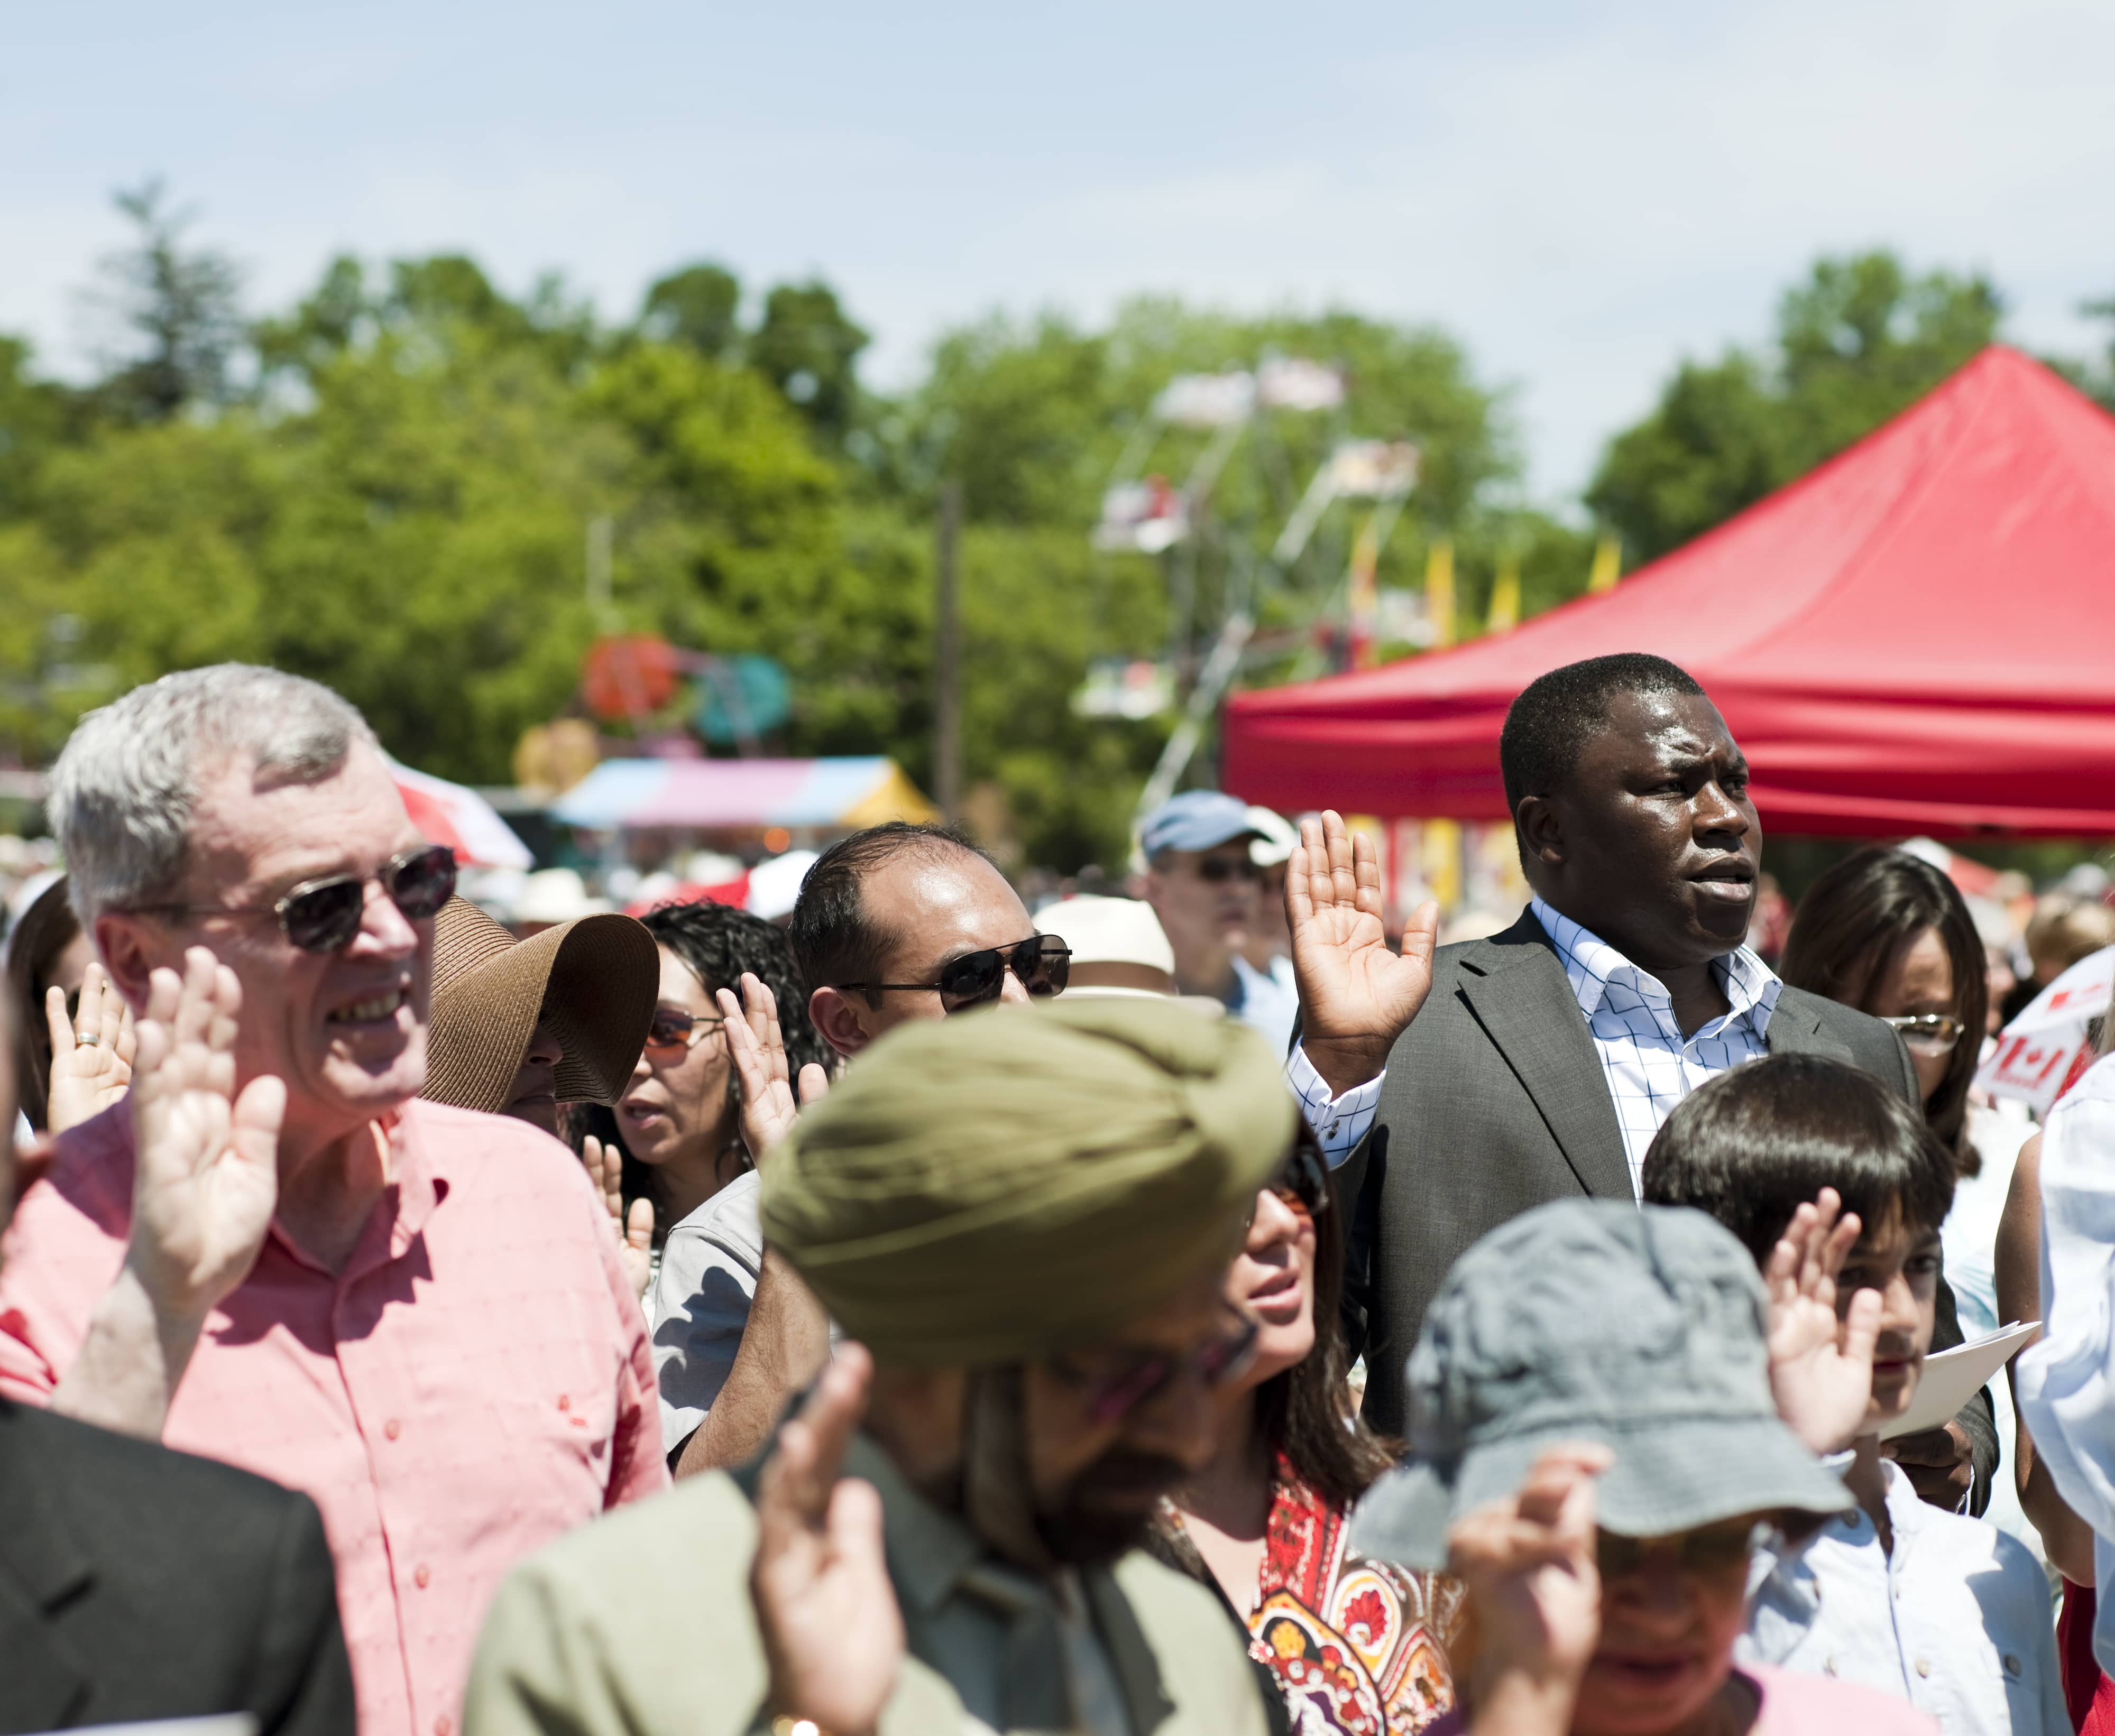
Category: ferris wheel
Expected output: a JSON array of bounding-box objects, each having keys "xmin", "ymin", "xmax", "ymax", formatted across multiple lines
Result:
[{"xmin": 1080, "ymin": 357, "xmax": 1422, "ymax": 823}]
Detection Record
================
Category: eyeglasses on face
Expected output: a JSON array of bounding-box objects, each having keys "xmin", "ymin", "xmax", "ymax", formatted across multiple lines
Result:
[
  {"xmin": 1595, "ymin": 1518, "xmax": 1775, "ymax": 1582},
  {"xmin": 1045, "ymin": 1315, "xmax": 1261, "ymax": 1427},
  {"xmin": 1880, "ymin": 1012, "xmax": 1964, "ymax": 1055},
  {"xmin": 131, "ymin": 844, "xmax": 458, "ymax": 954},
  {"xmin": 642, "ymin": 1005, "xmax": 728, "ymax": 1055},
  {"xmin": 838, "ymin": 933, "xmax": 1071, "ymax": 1015},
  {"xmin": 1189, "ymin": 856, "xmax": 1262, "ymax": 885}
]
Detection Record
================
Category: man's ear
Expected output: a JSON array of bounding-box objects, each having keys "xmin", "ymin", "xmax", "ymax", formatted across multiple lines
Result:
[
  {"xmin": 1513, "ymin": 796, "xmax": 1568, "ymax": 874},
  {"xmin": 91, "ymin": 912, "xmax": 161, "ymax": 1015},
  {"xmin": 807, "ymin": 986, "xmax": 872, "ymax": 1059}
]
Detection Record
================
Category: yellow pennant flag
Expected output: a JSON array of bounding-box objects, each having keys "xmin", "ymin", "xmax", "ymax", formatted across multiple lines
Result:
[
  {"xmin": 1425, "ymin": 538, "xmax": 1455, "ymax": 648},
  {"xmin": 1486, "ymin": 553, "xmax": 1521, "ymax": 634},
  {"xmin": 1587, "ymin": 536, "xmax": 1622, "ymax": 594}
]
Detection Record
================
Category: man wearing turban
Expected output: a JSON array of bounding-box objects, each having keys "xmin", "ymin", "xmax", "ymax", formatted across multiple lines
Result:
[{"xmin": 463, "ymin": 998, "xmax": 1286, "ymax": 1736}]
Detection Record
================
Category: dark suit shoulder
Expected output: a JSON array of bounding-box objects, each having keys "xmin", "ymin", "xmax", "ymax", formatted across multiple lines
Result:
[
  {"xmin": 1773, "ymin": 985, "xmax": 1919, "ymax": 1103},
  {"xmin": 0, "ymin": 1399, "xmax": 353, "ymax": 1736},
  {"xmin": 1, "ymin": 1397, "xmax": 316, "ymax": 1530}
]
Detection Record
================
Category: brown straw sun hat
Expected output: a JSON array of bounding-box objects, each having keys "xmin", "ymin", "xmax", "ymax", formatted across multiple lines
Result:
[{"xmin": 423, "ymin": 896, "xmax": 659, "ymax": 1114}]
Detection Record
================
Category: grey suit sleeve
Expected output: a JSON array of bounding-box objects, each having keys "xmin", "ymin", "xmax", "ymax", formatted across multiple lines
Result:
[
  {"xmin": 1333, "ymin": 1132, "xmax": 1379, "ymax": 1367},
  {"xmin": 251, "ymin": 1491, "xmax": 356, "ymax": 1736}
]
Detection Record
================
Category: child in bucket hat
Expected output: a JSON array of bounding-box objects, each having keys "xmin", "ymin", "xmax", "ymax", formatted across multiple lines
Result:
[
  {"xmin": 1644, "ymin": 1055, "xmax": 2063, "ymax": 1736},
  {"xmin": 1350, "ymin": 1198, "xmax": 1935, "ymax": 1736}
]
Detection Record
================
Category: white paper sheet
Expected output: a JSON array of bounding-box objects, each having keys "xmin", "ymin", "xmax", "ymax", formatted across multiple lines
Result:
[{"xmin": 1879, "ymin": 1318, "xmax": 2042, "ymax": 1440}]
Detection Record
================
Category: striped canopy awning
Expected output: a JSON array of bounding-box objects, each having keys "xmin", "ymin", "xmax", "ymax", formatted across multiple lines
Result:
[{"xmin": 549, "ymin": 756, "xmax": 938, "ymax": 832}]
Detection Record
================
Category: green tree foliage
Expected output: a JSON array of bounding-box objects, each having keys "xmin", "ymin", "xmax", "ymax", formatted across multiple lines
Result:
[
  {"xmin": 0, "ymin": 197, "xmax": 1552, "ymax": 870},
  {"xmin": 747, "ymin": 282, "xmax": 869, "ymax": 443},
  {"xmin": 1588, "ymin": 252, "xmax": 2002, "ymax": 565},
  {"xmin": 86, "ymin": 181, "xmax": 247, "ymax": 423},
  {"xmin": 640, "ymin": 264, "xmax": 742, "ymax": 360}
]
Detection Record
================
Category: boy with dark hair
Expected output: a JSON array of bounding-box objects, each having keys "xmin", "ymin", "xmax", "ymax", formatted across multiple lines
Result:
[{"xmin": 1643, "ymin": 1055, "xmax": 2061, "ymax": 1736}]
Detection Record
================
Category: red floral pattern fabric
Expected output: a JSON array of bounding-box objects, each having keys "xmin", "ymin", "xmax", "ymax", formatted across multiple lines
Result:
[{"xmin": 1244, "ymin": 1458, "xmax": 1461, "ymax": 1735}]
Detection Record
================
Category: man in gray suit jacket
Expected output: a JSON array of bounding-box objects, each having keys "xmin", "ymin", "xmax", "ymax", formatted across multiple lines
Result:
[{"xmin": 1284, "ymin": 652, "xmax": 1996, "ymax": 1510}]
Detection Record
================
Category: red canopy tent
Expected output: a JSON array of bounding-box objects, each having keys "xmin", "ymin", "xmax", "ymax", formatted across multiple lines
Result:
[{"xmin": 1222, "ymin": 347, "xmax": 2115, "ymax": 837}]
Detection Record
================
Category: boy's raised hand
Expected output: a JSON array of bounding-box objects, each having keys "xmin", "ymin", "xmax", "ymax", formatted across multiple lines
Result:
[{"xmin": 1763, "ymin": 1188, "xmax": 1880, "ymax": 1456}]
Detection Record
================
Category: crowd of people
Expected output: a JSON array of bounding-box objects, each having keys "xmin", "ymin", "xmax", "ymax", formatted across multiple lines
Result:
[{"xmin": 5, "ymin": 652, "xmax": 2115, "ymax": 1736}]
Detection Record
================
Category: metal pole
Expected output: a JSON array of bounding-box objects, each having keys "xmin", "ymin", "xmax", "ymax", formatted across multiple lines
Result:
[{"xmin": 934, "ymin": 480, "xmax": 962, "ymax": 821}]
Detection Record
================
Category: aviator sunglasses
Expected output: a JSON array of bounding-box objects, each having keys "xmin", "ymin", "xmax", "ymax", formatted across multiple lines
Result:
[
  {"xmin": 1879, "ymin": 1012, "xmax": 1965, "ymax": 1056},
  {"xmin": 135, "ymin": 843, "xmax": 458, "ymax": 954},
  {"xmin": 1247, "ymin": 1128, "xmax": 1333, "ymax": 1225},
  {"xmin": 838, "ymin": 932, "xmax": 1072, "ymax": 1014},
  {"xmin": 642, "ymin": 1006, "xmax": 728, "ymax": 1055}
]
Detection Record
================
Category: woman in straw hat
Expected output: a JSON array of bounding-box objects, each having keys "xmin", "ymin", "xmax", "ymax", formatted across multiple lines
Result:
[{"xmin": 422, "ymin": 895, "xmax": 659, "ymax": 1137}]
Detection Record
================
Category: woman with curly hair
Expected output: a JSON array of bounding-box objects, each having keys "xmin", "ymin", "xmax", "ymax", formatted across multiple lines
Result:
[{"xmin": 574, "ymin": 898, "xmax": 830, "ymax": 1458}]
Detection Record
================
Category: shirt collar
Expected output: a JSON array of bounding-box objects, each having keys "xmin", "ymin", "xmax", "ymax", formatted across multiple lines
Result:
[
  {"xmin": 1528, "ymin": 895, "xmax": 1783, "ymax": 1033},
  {"xmin": 268, "ymin": 1099, "xmax": 451, "ymax": 1279},
  {"xmin": 845, "ymin": 1429, "xmax": 988, "ymax": 1618}
]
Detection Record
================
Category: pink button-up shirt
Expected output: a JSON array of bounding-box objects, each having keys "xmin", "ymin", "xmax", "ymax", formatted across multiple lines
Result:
[{"xmin": 0, "ymin": 1096, "xmax": 668, "ymax": 1736}]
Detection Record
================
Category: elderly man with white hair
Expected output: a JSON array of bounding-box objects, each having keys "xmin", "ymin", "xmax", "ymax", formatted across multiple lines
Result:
[{"xmin": 0, "ymin": 666, "xmax": 665, "ymax": 1736}]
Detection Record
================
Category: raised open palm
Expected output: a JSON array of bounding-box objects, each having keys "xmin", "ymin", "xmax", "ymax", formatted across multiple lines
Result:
[
  {"xmin": 126, "ymin": 947, "xmax": 284, "ymax": 1326},
  {"xmin": 580, "ymin": 1134, "xmax": 654, "ymax": 1301},
  {"xmin": 1763, "ymin": 1188, "xmax": 1880, "ymax": 1456},
  {"xmin": 1288, "ymin": 810, "xmax": 1439, "ymax": 1094},
  {"xmin": 1447, "ymin": 1443, "xmax": 1610, "ymax": 1731},
  {"xmin": 45, "ymin": 961, "xmax": 138, "ymax": 1133},
  {"xmin": 720, "ymin": 973, "xmax": 830, "ymax": 1166},
  {"xmin": 752, "ymin": 1344, "xmax": 903, "ymax": 1734}
]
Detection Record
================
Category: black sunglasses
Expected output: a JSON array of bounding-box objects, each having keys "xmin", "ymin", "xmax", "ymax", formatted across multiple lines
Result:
[
  {"xmin": 840, "ymin": 934, "xmax": 1071, "ymax": 1014},
  {"xmin": 137, "ymin": 844, "xmax": 458, "ymax": 954},
  {"xmin": 1192, "ymin": 856, "xmax": 1262, "ymax": 884}
]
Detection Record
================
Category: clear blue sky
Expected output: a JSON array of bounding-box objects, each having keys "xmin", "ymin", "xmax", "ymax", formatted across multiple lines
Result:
[{"xmin": 5, "ymin": 0, "xmax": 2109, "ymax": 498}]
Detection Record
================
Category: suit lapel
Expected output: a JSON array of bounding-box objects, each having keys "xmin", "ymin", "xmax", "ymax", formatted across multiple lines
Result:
[
  {"xmin": 1454, "ymin": 915, "xmax": 1634, "ymax": 1201},
  {"xmin": 0, "ymin": 1570, "xmax": 87, "ymax": 1731},
  {"xmin": 0, "ymin": 1404, "xmax": 92, "ymax": 1728},
  {"xmin": 1761, "ymin": 993, "xmax": 1856, "ymax": 1066}
]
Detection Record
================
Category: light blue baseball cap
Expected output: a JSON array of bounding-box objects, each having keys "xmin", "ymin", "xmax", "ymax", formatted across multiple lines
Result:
[{"xmin": 1139, "ymin": 791, "xmax": 1261, "ymax": 860}]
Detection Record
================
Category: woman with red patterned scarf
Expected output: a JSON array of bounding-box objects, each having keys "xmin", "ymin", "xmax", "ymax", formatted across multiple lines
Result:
[{"xmin": 1148, "ymin": 1125, "xmax": 1464, "ymax": 1734}]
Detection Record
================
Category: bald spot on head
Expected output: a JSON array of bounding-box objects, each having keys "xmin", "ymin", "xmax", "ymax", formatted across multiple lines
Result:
[{"xmin": 859, "ymin": 849, "xmax": 1035, "ymax": 998}]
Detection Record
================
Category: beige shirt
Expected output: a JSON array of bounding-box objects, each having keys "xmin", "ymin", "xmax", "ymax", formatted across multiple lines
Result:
[{"xmin": 463, "ymin": 1434, "xmax": 1271, "ymax": 1736}]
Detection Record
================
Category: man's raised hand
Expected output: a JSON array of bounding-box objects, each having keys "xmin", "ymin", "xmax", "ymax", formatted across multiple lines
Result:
[
  {"xmin": 125, "ymin": 947, "xmax": 284, "ymax": 1329},
  {"xmin": 719, "ymin": 973, "xmax": 829, "ymax": 1165},
  {"xmin": 1763, "ymin": 1188, "xmax": 1879, "ymax": 1456},
  {"xmin": 751, "ymin": 1343, "xmax": 902, "ymax": 1736},
  {"xmin": 1288, "ymin": 810, "xmax": 1439, "ymax": 1096}
]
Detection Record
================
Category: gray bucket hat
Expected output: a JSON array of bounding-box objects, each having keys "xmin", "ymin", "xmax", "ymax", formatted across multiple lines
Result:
[{"xmin": 1350, "ymin": 1199, "xmax": 1851, "ymax": 1569}]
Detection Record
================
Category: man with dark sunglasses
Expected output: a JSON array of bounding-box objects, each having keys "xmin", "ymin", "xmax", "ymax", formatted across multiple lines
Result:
[
  {"xmin": 0, "ymin": 665, "xmax": 666, "ymax": 1736},
  {"xmin": 1139, "ymin": 791, "xmax": 1298, "ymax": 1055},
  {"xmin": 467, "ymin": 999, "xmax": 1285, "ymax": 1736},
  {"xmin": 790, "ymin": 821, "xmax": 1067, "ymax": 1059}
]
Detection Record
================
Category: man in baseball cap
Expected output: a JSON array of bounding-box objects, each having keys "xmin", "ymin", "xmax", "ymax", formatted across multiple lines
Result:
[{"xmin": 1139, "ymin": 791, "xmax": 1296, "ymax": 1051}]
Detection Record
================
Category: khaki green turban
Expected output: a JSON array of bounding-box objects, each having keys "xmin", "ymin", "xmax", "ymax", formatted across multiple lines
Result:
[{"xmin": 759, "ymin": 997, "xmax": 1296, "ymax": 1365}]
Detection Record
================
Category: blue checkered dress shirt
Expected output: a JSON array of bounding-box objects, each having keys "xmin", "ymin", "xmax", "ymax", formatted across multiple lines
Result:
[{"xmin": 1289, "ymin": 896, "xmax": 1782, "ymax": 1197}]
